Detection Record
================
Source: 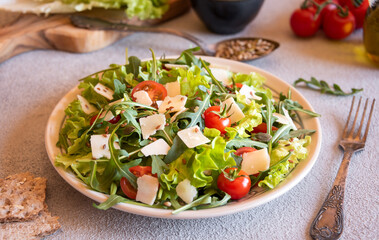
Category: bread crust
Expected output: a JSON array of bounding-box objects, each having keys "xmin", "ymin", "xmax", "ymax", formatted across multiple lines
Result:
[{"xmin": 0, "ymin": 172, "xmax": 46, "ymax": 223}]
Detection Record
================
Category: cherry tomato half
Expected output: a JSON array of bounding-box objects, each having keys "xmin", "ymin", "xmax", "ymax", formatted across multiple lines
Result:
[
  {"xmin": 217, "ymin": 168, "xmax": 251, "ymax": 200},
  {"xmin": 251, "ymin": 122, "xmax": 278, "ymax": 134},
  {"xmin": 131, "ymin": 81, "xmax": 167, "ymax": 102},
  {"xmin": 323, "ymin": 8, "xmax": 356, "ymax": 39},
  {"xmin": 290, "ymin": 6, "xmax": 322, "ymax": 37},
  {"xmin": 203, "ymin": 106, "xmax": 231, "ymax": 134},
  {"xmin": 234, "ymin": 147, "xmax": 257, "ymax": 157},
  {"xmin": 120, "ymin": 166, "xmax": 156, "ymax": 200}
]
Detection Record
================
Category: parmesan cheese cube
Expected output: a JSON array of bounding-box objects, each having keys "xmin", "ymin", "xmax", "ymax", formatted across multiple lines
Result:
[
  {"xmin": 177, "ymin": 126, "xmax": 210, "ymax": 148},
  {"xmin": 133, "ymin": 90, "xmax": 153, "ymax": 106},
  {"xmin": 241, "ymin": 148, "xmax": 270, "ymax": 175},
  {"xmin": 139, "ymin": 114, "xmax": 166, "ymax": 140},
  {"xmin": 165, "ymin": 81, "xmax": 181, "ymax": 97},
  {"xmin": 94, "ymin": 83, "xmax": 114, "ymax": 100},
  {"xmin": 141, "ymin": 139, "xmax": 171, "ymax": 156},
  {"xmin": 238, "ymin": 84, "xmax": 262, "ymax": 103},
  {"xmin": 210, "ymin": 68, "xmax": 232, "ymax": 85},
  {"xmin": 158, "ymin": 95, "xmax": 187, "ymax": 114},
  {"xmin": 136, "ymin": 175, "xmax": 159, "ymax": 205},
  {"xmin": 77, "ymin": 95, "xmax": 97, "ymax": 115},
  {"xmin": 221, "ymin": 98, "xmax": 245, "ymax": 124},
  {"xmin": 102, "ymin": 110, "xmax": 115, "ymax": 122},
  {"xmin": 90, "ymin": 134, "xmax": 120, "ymax": 159},
  {"xmin": 176, "ymin": 179, "xmax": 197, "ymax": 204}
]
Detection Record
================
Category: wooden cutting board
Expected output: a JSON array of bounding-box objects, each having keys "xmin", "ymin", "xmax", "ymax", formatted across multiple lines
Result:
[{"xmin": 0, "ymin": 0, "xmax": 190, "ymax": 63}]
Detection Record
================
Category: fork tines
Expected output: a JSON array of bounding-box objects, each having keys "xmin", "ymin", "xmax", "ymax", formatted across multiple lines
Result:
[{"xmin": 343, "ymin": 97, "xmax": 376, "ymax": 141}]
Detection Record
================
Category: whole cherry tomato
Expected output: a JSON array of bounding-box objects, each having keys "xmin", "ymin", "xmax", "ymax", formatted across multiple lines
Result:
[
  {"xmin": 131, "ymin": 81, "xmax": 167, "ymax": 102},
  {"xmin": 290, "ymin": 6, "xmax": 322, "ymax": 37},
  {"xmin": 203, "ymin": 106, "xmax": 231, "ymax": 134},
  {"xmin": 217, "ymin": 168, "xmax": 251, "ymax": 200},
  {"xmin": 323, "ymin": 8, "xmax": 356, "ymax": 39},
  {"xmin": 234, "ymin": 147, "xmax": 257, "ymax": 157},
  {"xmin": 120, "ymin": 166, "xmax": 156, "ymax": 200},
  {"xmin": 344, "ymin": 0, "xmax": 369, "ymax": 29},
  {"xmin": 251, "ymin": 122, "xmax": 278, "ymax": 134}
]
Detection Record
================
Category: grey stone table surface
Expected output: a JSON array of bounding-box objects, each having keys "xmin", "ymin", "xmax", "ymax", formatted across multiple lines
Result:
[{"xmin": 0, "ymin": 0, "xmax": 378, "ymax": 239}]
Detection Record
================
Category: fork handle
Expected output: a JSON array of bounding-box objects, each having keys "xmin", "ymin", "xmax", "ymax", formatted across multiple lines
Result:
[{"xmin": 310, "ymin": 151, "xmax": 353, "ymax": 240}]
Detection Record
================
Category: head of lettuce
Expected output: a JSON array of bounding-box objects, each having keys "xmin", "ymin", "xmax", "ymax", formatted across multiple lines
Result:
[{"xmin": 0, "ymin": 0, "xmax": 170, "ymax": 20}]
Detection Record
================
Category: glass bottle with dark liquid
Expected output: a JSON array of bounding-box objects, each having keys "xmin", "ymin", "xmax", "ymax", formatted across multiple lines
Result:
[{"xmin": 363, "ymin": 0, "xmax": 379, "ymax": 65}]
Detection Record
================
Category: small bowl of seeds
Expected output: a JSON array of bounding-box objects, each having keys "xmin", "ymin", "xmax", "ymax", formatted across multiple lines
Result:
[{"xmin": 215, "ymin": 38, "xmax": 279, "ymax": 61}]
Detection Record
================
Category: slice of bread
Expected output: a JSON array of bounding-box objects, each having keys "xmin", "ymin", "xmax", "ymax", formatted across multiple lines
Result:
[
  {"xmin": 0, "ymin": 205, "xmax": 61, "ymax": 240},
  {"xmin": 0, "ymin": 172, "xmax": 46, "ymax": 223}
]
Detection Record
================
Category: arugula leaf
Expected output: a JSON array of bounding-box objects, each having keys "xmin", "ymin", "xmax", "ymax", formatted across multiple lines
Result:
[
  {"xmin": 176, "ymin": 85, "xmax": 214, "ymax": 129},
  {"xmin": 226, "ymin": 138, "xmax": 268, "ymax": 150},
  {"xmin": 125, "ymin": 56, "xmax": 141, "ymax": 77},
  {"xmin": 171, "ymin": 47, "xmax": 203, "ymax": 68},
  {"xmin": 281, "ymin": 129, "xmax": 316, "ymax": 140},
  {"xmin": 201, "ymin": 59, "xmax": 227, "ymax": 94},
  {"xmin": 150, "ymin": 48, "xmax": 157, "ymax": 82},
  {"xmin": 163, "ymin": 136, "xmax": 188, "ymax": 164},
  {"xmin": 151, "ymin": 155, "xmax": 168, "ymax": 177},
  {"xmin": 113, "ymin": 79, "xmax": 126, "ymax": 99},
  {"xmin": 294, "ymin": 77, "xmax": 363, "ymax": 96},
  {"xmin": 93, "ymin": 195, "xmax": 126, "ymax": 210}
]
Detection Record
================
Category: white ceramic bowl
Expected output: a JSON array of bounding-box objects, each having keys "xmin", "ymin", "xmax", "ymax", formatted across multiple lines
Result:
[{"xmin": 45, "ymin": 56, "xmax": 322, "ymax": 219}]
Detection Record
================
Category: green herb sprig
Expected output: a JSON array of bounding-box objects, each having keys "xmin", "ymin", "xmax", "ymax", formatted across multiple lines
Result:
[{"xmin": 294, "ymin": 77, "xmax": 363, "ymax": 96}]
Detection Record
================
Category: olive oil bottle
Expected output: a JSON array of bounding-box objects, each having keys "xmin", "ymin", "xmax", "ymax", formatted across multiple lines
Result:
[{"xmin": 363, "ymin": 0, "xmax": 379, "ymax": 65}]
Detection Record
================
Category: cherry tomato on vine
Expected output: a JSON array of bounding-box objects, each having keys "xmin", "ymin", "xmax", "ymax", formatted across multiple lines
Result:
[
  {"xmin": 217, "ymin": 168, "xmax": 251, "ymax": 200},
  {"xmin": 344, "ymin": 0, "xmax": 369, "ymax": 29},
  {"xmin": 290, "ymin": 6, "xmax": 322, "ymax": 37},
  {"xmin": 323, "ymin": 8, "xmax": 356, "ymax": 39},
  {"xmin": 313, "ymin": 0, "xmax": 339, "ymax": 21},
  {"xmin": 234, "ymin": 147, "xmax": 257, "ymax": 157},
  {"xmin": 131, "ymin": 81, "xmax": 167, "ymax": 102},
  {"xmin": 120, "ymin": 166, "xmax": 156, "ymax": 200},
  {"xmin": 203, "ymin": 106, "xmax": 231, "ymax": 134},
  {"xmin": 251, "ymin": 122, "xmax": 278, "ymax": 134}
]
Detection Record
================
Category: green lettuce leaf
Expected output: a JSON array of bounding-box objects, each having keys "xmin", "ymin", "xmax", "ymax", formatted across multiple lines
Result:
[
  {"xmin": 233, "ymin": 94, "xmax": 262, "ymax": 137},
  {"xmin": 258, "ymin": 136, "xmax": 311, "ymax": 189}
]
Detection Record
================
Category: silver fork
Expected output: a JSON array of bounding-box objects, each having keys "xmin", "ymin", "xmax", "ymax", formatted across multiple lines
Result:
[{"xmin": 310, "ymin": 97, "xmax": 376, "ymax": 240}]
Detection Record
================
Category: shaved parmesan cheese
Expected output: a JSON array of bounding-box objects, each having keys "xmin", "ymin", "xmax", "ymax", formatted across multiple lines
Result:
[
  {"xmin": 158, "ymin": 95, "xmax": 187, "ymax": 114},
  {"xmin": 156, "ymin": 100, "xmax": 163, "ymax": 108},
  {"xmin": 109, "ymin": 98, "xmax": 125, "ymax": 106},
  {"xmin": 90, "ymin": 134, "xmax": 120, "ymax": 159},
  {"xmin": 177, "ymin": 126, "xmax": 210, "ymax": 148},
  {"xmin": 139, "ymin": 114, "xmax": 166, "ymax": 140},
  {"xmin": 102, "ymin": 110, "xmax": 115, "ymax": 122},
  {"xmin": 164, "ymin": 64, "xmax": 189, "ymax": 69},
  {"xmin": 238, "ymin": 84, "xmax": 262, "ymax": 103},
  {"xmin": 273, "ymin": 113, "xmax": 290, "ymax": 125},
  {"xmin": 133, "ymin": 90, "xmax": 153, "ymax": 106},
  {"xmin": 283, "ymin": 108, "xmax": 297, "ymax": 130},
  {"xmin": 141, "ymin": 139, "xmax": 171, "ymax": 156},
  {"xmin": 94, "ymin": 83, "xmax": 114, "ymax": 100},
  {"xmin": 165, "ymin": 81, "xmax": 181, "ymax": 97},
  {"xmin": 136, "ymin": 175, "xmax": 159, "ymax": 205},
  {"xmin": 241, "ymin": 148, "xmax": 270, "ymax": 175},
  {"xmin": 221, "ymin": 98, "xmax": 245, "ymax": 124},
  {"xmin": 210, "ymin": 68, "xmax": 232, "ymax": 85},
  {"xmin": 176, "ymin": 179, "xmax": 197, "ymax": 204},
  {"xmin": 77, "ymin": 95, "xmax": 96, "ymax": 115}
]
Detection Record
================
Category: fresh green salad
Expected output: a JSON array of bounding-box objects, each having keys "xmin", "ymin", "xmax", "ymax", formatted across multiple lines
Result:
[{"xmin": 55, "ymin": 48, "xmax": 319, "ymax": 213}]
